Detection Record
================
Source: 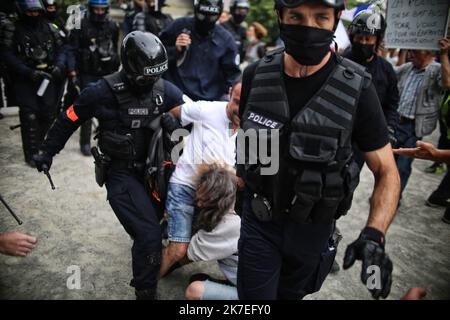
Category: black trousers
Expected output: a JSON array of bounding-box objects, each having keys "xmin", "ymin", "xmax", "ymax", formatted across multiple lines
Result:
[
  {"xmin": 105, "ymin": 170, "xmax": 162, "ymax": 291},
  {"xmin": 14, "ymin": 77, "xmax": 62, "ymax": 162},
  {"xmin": 237, "ymin": 191, "xmax": 336, "ymax": 300}
]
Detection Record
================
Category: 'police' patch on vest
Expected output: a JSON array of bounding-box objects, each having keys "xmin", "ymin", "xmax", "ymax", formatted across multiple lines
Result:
[
  {"xmin": 143, "ymin": 62, "xmax": 168, "ymax": 76},
  {"xmin": 247, "ymin": 112, "xmax": 282, "ymax": 129},
  {"xmin": 128, "ymin": 108, "xmax": 149, "ymax": 116}
]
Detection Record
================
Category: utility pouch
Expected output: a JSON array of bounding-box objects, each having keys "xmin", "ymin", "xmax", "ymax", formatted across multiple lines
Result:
[
  {"xmin": 91, "ymin": 146, "xmax": 111, "ymax": 187},
  {"xmin": 98, "ymin": 131, "xmax": 135, "ymax": 160},
  {"xmin": 289, "ymin": 131, "xmax": 338, "ymax": 163},
  {"xmin": 335, "ymin": 160, "xmax": 360, "ymax": 219},
  {"xmin": 251, "ymin": 194, "xmax": 273, "ymax": 222}
]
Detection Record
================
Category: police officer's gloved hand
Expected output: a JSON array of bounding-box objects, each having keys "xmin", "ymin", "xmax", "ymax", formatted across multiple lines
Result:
[
  {"xmin": 29, "ymin": 70, "xmax": 52, "ymax": 83},
  {"xmin": 33, "ymin": 151, "xmax": 53, "ymax": 173},
  {"xmin": 161, "ymin": 112, "xmax": 181, "ymax": 134},
  {"xmin": 343, "ymin": 226, "xmax": 393, "ymax": 299},
  {"xmin": 387, "ymin": 126, "xmax": 397, "ymax": 148}
]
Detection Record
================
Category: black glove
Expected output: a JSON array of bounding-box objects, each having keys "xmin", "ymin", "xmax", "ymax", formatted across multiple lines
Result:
[
  {"xmin": 29, "ymin": 69, "xmax": 52, "ymax": 83},
  {"xmin": 33, "ymin": 151, "xmax": 53, "ymax": 173},
  {"xmin": 343, "ymin": 227, "xmax": 393, "ymax": 299},
  {"xmin": 161, "ymin": 112, "xmax": 181, "ymax": 134},
  {"xmin": 387, "ymin": 126, "xmax": 397, "ymax": 148},
  {"xmin": 68, "ymin": 75, "xmax": 81, "ymax": 95},
  {"xmin": 51, "ymin": 64, "xmax": 65, "ymax": 82}
]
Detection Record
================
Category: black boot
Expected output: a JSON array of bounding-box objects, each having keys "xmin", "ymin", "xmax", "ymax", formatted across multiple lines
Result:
[
  {"xmin": 19, "ymin": 110, "xmax": 40, "ymax": 167},
  {"xmin": 135, "ymin": 287, "xmax": 158, "ymax": 300},
  {"xmin": 443, "ymin": 207, "xmax": 450, "ymax": 224},
  {"xmin": 79, "ymin": 119, "xmax": 92, "ymax": 156}
]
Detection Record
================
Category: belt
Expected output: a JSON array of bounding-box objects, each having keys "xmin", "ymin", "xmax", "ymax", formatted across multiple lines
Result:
[
  {"xmin": 399, "ymin": 116, "xmax": 414, "ymax": 124},
  {"xmin": 110, "ymin": 159, "xmax": 146, "ymax": 174}
]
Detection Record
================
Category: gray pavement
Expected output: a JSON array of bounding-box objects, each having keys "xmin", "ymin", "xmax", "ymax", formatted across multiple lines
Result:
[{"xmin": 0, "ymin": 112, "xmax": 449, "ymax": 300}]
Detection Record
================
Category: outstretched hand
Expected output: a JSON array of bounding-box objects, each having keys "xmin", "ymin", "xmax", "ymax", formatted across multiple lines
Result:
[{"xmin": 393, "ymin": 141, "xmax": 442, "ymax": 162}]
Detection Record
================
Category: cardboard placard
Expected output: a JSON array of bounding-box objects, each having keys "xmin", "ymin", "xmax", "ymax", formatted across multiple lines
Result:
[{"xmin": 385, "ymin": 0, "xmax": 450, "ymax": 50}]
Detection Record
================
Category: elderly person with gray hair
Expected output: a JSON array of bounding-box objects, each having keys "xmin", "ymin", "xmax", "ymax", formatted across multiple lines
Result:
[
  {"xmin": 184, "ymin": 163, "xmax": 241, "ymax": 300},
  {"xmin": 394, "ymin": 38, "xmax": 450, "ymax": 199}
]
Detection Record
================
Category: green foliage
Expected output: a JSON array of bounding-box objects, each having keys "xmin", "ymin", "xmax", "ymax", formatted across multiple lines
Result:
[{"xmin": 247, "ymin": 0, "xmax": 279, "ymax": 45}]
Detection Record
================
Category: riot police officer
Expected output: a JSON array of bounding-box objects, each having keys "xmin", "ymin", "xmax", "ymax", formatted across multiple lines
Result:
[
  {"xmin": 42, "ymin": 0, "xmax": 65, "ymax": 31},
  {"xmin": 159, "ymin": 0, "xmax": 241, "ymax": 101},
  {"xmin": 132, "ymin": 0, "xmax": 173, "ymax": 37},
  {"xmin": 33, "ymin": 31, "xmax": 185, "ymax": 299},
  {"xmin": 1, "ymin": 0, "xmax": 66, "ymax": 167},
  {"xmin": 345, "ymin": 9, "xmax": 399, "ymax": 155},
  {"xmin": 122, "ymin": 0, "xmax": 145, "ymax": 36},
  {"xmin": 0, "ymin": 0, "xmax": 17, "ymax": 115},
  {"xmin": 67, "ymin": 0, "xmax": 120, "ymax": 156},
  {"xmin": 237, "ymin": 0, "xmax": 400, "ymax": 300},
  {"xmin": 221, "ymin": 0, "xmax": 249, "ymax": 63}
]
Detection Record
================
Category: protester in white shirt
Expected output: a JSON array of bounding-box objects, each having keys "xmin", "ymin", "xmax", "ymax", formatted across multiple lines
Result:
[{"xmin": 159, "ymin": 80, "xmax": 242, "ymax": 277}]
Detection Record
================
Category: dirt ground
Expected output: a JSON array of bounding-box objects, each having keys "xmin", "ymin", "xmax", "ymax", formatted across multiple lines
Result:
[{"xmin": 0, "ymin": 109, "xmax": 449, "ymax": 300}]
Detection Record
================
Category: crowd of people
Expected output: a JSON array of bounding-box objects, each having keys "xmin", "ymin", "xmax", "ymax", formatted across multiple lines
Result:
[{"xmin": 0, "ymin": 0, "xmax": 449, "ymax": 301}]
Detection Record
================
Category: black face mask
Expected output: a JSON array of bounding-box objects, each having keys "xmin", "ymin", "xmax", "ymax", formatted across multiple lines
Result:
[
  {"xmin": 279, "ymin": 24, "xmax": 334, "ymax": 66},
  {"xmin": 23, "ymin": 14, "xmax": 42, "ymax": 27},
  {"xmin": 232, "ymin": 13, "xmax": 246, "ymax": 25},
  {"xmin": 351, "ymin": 42, "xmax": 375, "ymax": 64},
  {"xmin": 195, "ymin": 12, "xmax": 218, "ymax": 36},
  {"xmin": 46, "ymin": 11, "xmax": 58, "ymax": 21},
  {"xmin": 129, "ymin": 75, "xmax": 159, "ymax": 95}
]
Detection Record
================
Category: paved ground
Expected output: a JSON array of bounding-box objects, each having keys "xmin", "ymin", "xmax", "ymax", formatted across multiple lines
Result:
[{"xmin": 0, "ymin": 110, "xmax": 449, "ymax": 300}]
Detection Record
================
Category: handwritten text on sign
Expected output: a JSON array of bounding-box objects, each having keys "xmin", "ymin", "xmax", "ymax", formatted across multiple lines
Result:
[{"xmin": 385, "ymin": 0, "xmax": 450, "ymax": 50}]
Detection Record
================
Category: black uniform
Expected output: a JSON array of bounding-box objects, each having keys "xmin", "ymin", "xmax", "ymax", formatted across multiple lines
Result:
[
  {"xmin": 132, "ymin": 8, "xmax": 173, "ymax": 36},
  {"xmin": 0, "ymin": 10, "xmax": 17, "ymax": 109},
  {"xmin": 237, "ymin": 51, "xmax": 389, "ymax": 299},
  {"xmin": 222, "ymin": 19, "xmax": 247, "ymax": 63},
  {"xmin": 1, "ymin": 16, "xmax": 66, "ymax": 164},
  {"xmin": 344, "ymin": 52, "xmax": 399, "ymax": 167},
  {"xmin": 67, "ymin": 13, "xmax": 120, "ymax": 152},
  {"xmin": 40, "ymin": 72, "xmax": 184, "ymax": 292},
  {"xmin": 345, "ymin": 52, "xmax": 399, "ymax": 131}
]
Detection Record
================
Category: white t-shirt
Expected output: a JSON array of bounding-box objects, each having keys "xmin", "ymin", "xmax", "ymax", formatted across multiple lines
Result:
[{"xmin": 169, "ymin": 100, "xmax": 237, "ymax": 188}]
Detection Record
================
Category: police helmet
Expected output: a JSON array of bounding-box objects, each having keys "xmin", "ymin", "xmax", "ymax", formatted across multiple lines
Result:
[
  {"xmin": 230, "ymin": 0, "xmax": 249, "ymax": 23},
  {"xmin": 194, "ymin": 0, "xmax": 224, "ymax": 20},
  {"xmin": 42, "ymin": 0, "xmax": 56, "ymax": 6},
  {"xmin": 348, "ymin": 9, "xmax": 386, "ymax": 44},
  {"xmin": 230, "ymin": 0, "xmax": 250, "ymax": 11},
  {"xmin": 121, "ymin": 31, "xmax": 168, "ymax": 89},
  {"xmin": 88, "ymin": 0, "xmax": 110, "ymax": 8},
  {"xmin": 16, "ymin": 0, "xmax": 45, "ymax": 14}
]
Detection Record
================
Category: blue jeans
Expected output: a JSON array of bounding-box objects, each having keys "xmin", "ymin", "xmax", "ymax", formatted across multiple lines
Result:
[
  {"xmin": 166, "ymin": 182, "xmax": 196, "ymax": 242},
  {"xmin": 201, "ymin": 280, "xmax": 238, "ymax": 300},
  {"xmin": 395, "ymin": 120, "xmax": 421, "ymax": 194}
]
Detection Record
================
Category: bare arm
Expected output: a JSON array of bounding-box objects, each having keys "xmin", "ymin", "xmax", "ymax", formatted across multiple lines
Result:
[
  {"xmin": 396, "ymin": 49, "xmax": 407, "ymax": 66},
  {"xmin": 393, "ymin": 141, "xmax": 450, "ymax": 164},
  {"xmin": 364, "ymin": 144, "xmax": 400, "ymax": 234},
  {"xmin": 169, "ymin": 106, "xmax": 181, "ymax": 119},
  {"xmin": 439, "ymin": 38, "xmax": 450, "ymax": 89}
]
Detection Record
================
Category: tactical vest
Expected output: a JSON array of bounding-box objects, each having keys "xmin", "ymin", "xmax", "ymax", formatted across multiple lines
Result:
[
  {"xmin": 241, "ymin": 49, "xmax": 371, "ymax": 224},
  {"xmin": 14, "ymin": 20, "xmax": 63, "ymax": 70},
  {"xmin": 100, "ymin": 72, "xmax": 165, "ymax": 162},
  {"xmin": 78, "ymin": 17, "xmax": 119, "ymax": 75}
]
